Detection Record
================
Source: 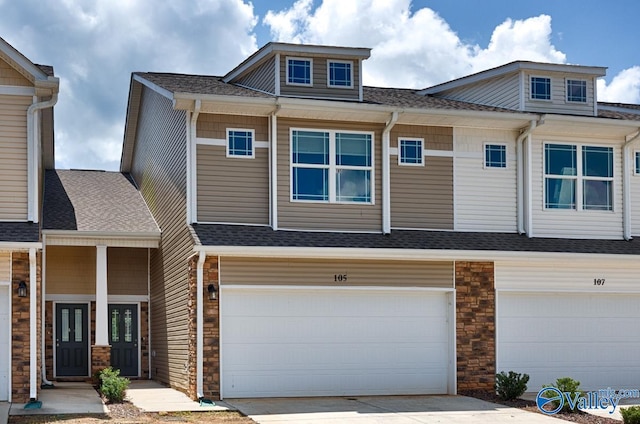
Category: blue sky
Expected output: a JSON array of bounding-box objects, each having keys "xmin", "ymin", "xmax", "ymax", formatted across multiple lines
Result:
[{"xmin": 0, "ymin": 0, "xmax": 638, "ymax": 171}]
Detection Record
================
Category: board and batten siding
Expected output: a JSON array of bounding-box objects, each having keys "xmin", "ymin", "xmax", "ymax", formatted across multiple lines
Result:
[
  {"xmin": 524, "ymin": 71, "xmax": 595, "ymax": 116},
  {"xmin": 530, "ymin": 138, "xmax": 623, "ymax": 239},
  {"xmin": 277, "ymin": 118, "xmax": 383, "ymax": 232},
  {"xmin": 390, "ymin": 125, "xmax": 453, "ymax": 229},
  {"xmin": 235, "ymin": 56, "xmax": 276, "ymax": 94},
  {"xmin": 495, "ymin": 259, "xmax": 640, "ymax": 292},
  {"xmin": 436, "ymin": 73, "xmax": 520, "ymax": 110},
  {"xmin": 130, "ymin": 85, "xmax": 192, "ymax": 391},
  {"xmin": 0, "ymin": 94, "xmax": 30, "ymax": 220},
  {"xmin": 279, "ymin": 55, "xmax": 360, "ymax": 100},
  {"xmin": 221, "ymin": 257, "xmax": 454, "ymax": 288},
  {"xmin": 196, "ymin": 114, "xmax": 269, "ymax": 224},
  {"xmin": 454, "ymin": 128, "xmax": 518, "ymax": 232}
]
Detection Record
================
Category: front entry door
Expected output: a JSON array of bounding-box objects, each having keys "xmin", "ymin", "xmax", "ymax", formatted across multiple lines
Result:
[
  {"xmin": 109, "ymin": 304, "xmax": 138, "ymax": 377},
  {"xmin": 55, "ymin": 303, "xmax": 89, "ymax": 377}
]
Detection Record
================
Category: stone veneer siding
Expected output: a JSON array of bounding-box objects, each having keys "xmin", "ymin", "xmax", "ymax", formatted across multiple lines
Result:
[
  {"xmin": 455, "ymin": 261, "xmax": 495, "ymax": 392},
  {"xmin": 11, "ymin": 251, "xmax": 42, "ymax": 403},
  {"xmin": 187, "ymin": 255, "xmax": 220, "ymax": 400}
]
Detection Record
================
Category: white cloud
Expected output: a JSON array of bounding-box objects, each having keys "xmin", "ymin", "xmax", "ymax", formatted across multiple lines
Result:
[{"xmin": 598, "ymin": 67, "xmax": 640, "ymax": 104}]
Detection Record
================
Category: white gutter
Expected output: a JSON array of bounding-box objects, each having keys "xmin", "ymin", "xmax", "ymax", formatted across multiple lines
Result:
[
  {"xmin": 382, "ymin": 111, "xmax": 399, "ymax": 234},
  {"xmin": 40, "ymin": 235, "xmax": 53, "ymax": 386},
  {"xmin": 623, "ymin": 129, "xmax": 640, "ymax": 240},
  {"xmin": 187, "ymin": 100, "xmax": 202, "ymax": 225},
  {"xmin": 196, "ymin": 251, "xmax": 206, "ymax": 399},
  {"xmin": 29, "ymin": 248, "xmax": 37, "ymax": 399},
  {"xmin": 27, "ymin": 93, "xmax": 58, "ymax": 223},
  {"xmin": 147, "ymin": 248, "xmax": 152, "ymax": 379},
  {"xmin": 516, "ymin": 120, "xmax": 537, "ymax": 235},
  {"xmin": 270, "ymin": 105, "xmax": 281, "ymax": 230}
]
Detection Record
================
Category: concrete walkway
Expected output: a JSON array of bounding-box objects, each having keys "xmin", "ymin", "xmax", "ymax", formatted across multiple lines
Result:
[
  {"xmin": 9, "ymin": 382, "xmax": 107, "ymax": 416},
  {"xmin": 0, "ymin": 402, "xmax": 8, "ymax": 424},
  {"xmin": 125, "ymin": 380, "xmax": 233, "ymax": 412},
  {"xmin": 227, "ymin": 395, "xmax": 566, "ymax": 424}
]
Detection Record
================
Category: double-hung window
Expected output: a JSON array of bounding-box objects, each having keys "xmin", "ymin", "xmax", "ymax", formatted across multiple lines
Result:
[
  {"xmin": 287, "ymin": 57, "xmax": 312, "ymax": 86},
  {"xmin": 531, "ymin": 76, "xmax": 551, "ymax": 100},
  {"xmin": 328, "ymin": 60, "xmax": 353, "ymax": 88},
  {"xmin": 567, "ymin": 79, "xmax": 587, "ymax": 103},
  {"xmin": 398, "ymin": 138, "xmax": 423, "ymax": 166},
  {"xmin": 544, "ymin": 143, "xmax": 613, "ymax": 211},
  {"xmin": 226, "ymin": 129, "xmax": 254, "ymax": 158},
  {"xmin": 291, "ymin": 129, "xmax": 373, "ymax": 203}
]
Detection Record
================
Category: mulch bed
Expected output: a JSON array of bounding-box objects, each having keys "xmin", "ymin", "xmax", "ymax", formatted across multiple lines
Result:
[{"xmin": 460, "ymin": 390, "xmax": 621, "ymax": 424}]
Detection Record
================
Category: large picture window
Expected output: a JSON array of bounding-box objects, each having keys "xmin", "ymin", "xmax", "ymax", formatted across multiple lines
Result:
[
  {"xmin": 544, "ymin": 143, "xmax": 613, "ymax": 211},
  {"xmin": 291, "ymin": 129, "xmax": 373, "ymax": 203}
]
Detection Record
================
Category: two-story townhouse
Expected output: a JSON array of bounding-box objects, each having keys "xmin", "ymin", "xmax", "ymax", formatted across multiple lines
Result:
[
  {"xmin": 0, "ymin": 36, "xmax": 58, "ymax": 403},
  {"xmin": 122, "ymin": 42, "xmax": 640, "ymax": 401}
]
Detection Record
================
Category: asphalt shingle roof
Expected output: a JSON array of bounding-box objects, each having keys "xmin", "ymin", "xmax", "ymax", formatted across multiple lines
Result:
[
  {"xmin": 0, "ymin": 221, "xmax": 40, "ymax": 243},
  {"xmin": 43, "ymin": 169, "xmax": 160, "ymax": 234},
  {"xmin": 191, "ymin": 224, "xmax": 640, "ymax": 256}
]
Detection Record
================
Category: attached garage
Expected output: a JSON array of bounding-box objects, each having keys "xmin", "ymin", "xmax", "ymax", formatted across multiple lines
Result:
[
  {"xmin": 496, "ymin": 259, "xmax": 640, "ymax": 391},
  {"xmin": 218, "ymin": 258, "xmax": 455, "ymax": 398}
]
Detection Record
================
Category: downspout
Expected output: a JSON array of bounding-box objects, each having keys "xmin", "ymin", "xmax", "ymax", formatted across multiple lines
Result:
[
  {"xmin": 382, "ymin": 111, "xmax": 399, "ymax": 234},
  {"xmin": 29, "ymin": 248, "xmax": 37, "ymax": 400},
  {"xmin": 40, "ymin": 234, "xmax": 53, "ymax": 387},
  {"xmin": 187, "ymin": 100, "xmax": 202, "ymax": 225},
  {"xmin": 270, "ymin": 104, "xmax": 281, "ymax": 230},
  {"xmin": 623, "ymin": 129, "xmax": 640, "ymax": 240},
  {"xmin": 516, "ymin": 120, "xmax": 536, "ymax": 235},
  {"xmin": 196, "ymin": 251, "xmax": 206, "ymax": 399},
  {"xmin": 27, "ymin": 93, "xmax": 58, "ymax": 223}
]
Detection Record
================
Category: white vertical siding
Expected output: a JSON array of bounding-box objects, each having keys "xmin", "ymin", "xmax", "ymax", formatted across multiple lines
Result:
[
  {"xmin": 454, "ymin": 128, "xmax": 518, "ymax": 232},
  {"xmin": 530, "ymin": 138, "xmax": 623, "ymax": 239}
]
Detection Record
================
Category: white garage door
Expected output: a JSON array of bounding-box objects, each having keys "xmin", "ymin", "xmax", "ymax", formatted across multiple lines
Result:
[
  {"xmin": 221, "ymin": 287, "xmax": 452, "ymax": 398},
  {"xmin": 498, "ymin": 292, "xmax": 640, "ymax": 391},
  {"xmin": 0, "ymin": 285, "xmax": 9, "ymax": 401}
]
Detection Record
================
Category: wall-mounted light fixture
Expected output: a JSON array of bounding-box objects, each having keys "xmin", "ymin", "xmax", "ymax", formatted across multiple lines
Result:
[
  {"xmin": 207, "ymin": 284, "xmax": 217, "ymax": 301},
  {"xmin": 17, "ymin": 280, "xmax": 27, "ymax": 298}
]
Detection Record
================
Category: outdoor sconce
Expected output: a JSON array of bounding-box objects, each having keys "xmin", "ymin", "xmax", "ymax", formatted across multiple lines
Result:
[
  {"xmin": 207, "ymin": 284, "xmax": 217, "ymax": 301},
  {"xmin": 17, "ymin": 280, "xmax": 27, "ymax": 298}
]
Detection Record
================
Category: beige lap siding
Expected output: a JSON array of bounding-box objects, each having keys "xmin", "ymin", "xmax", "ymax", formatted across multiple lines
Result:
[
  {"xmin": 220, "ymin": 257, "xmax": 454, "ymax": 288},
  {"xmin": 277, "ymin": 118, "xmax": 384, "ymax": 231}
]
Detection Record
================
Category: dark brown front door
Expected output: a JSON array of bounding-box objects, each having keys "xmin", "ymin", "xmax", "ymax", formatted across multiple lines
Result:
[{"xmin": 55, "ymin": 303, "xmax": 89, "ymax": 377}]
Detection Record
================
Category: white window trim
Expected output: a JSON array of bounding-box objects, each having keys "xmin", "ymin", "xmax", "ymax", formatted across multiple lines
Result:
[
  {"xmin": 226, "ymin": 128, "xmax": 255, "ymax": 159},
  {"xmin": 543, "ymin": 142, "xmax": 615, "ymax": 212},
  {"xmin": 327, "ymin": 59, "xmax": 354, "ymax": 89},
  {"xmin": 483, "ymin": 142, "xmax": 508, "ymax": 170},
  {"xmin": 566, "ymin": 78, "xmax": 588, "ymax": 103},
  {"xmin": 286, "ymin": 56, "xmax": 313, "ymax": 87},
  {"xmin": 530, "ymin": 75, "xmax": 552, "ymax": 101},
  {"xmin": 398, "ymin": 138, "xmax": 424, "ymax": 166},
  {"xmin": 290, "ymin": 127, "xmax": 375, "ymax": 205}
]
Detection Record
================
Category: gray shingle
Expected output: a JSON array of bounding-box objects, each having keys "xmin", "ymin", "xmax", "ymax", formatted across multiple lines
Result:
[
  {"xmin": 43, "ymin": 170, "xmax": 160, "ymax": 234},
  {"xmin": 191, "ymin": 224, "xmax": 640, "ymax": 256},
  {"xmin": 0, "ymin": 221, "xmax": 39, "ymax": 243}
]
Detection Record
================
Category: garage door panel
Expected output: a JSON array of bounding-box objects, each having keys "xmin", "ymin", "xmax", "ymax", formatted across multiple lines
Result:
[
  {"xmin": 221, "ymin": 288, "xmax": 451, "ymax": 398},
  {"xmin": 498, "ymin": 292, "xmax": 640, "ymax": 391}
]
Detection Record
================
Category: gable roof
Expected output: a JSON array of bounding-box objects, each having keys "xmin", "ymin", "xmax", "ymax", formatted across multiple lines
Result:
[
  {"xmin": 43, "ymin": 169, "xmax": 160, "ymax": 236},
  {"xmin": 0, "ymin": 36, "xmax": 59, "ymax": 92}
]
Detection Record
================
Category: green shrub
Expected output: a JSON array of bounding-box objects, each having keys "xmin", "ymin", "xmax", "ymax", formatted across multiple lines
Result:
[
  {"xmin": 495, "ymin": 371, "xmax": 529, "ymax": 400},
  {"xmin": 621, "ymin": 406, "xmax": 640, "ymax": 424},
  {"xmin": 542, "ymin": 377, "xmax": 582, "ymax": 413},
  {"xmin": 98, "ymin": 366, "xmax": 129, "ymax": 403}
]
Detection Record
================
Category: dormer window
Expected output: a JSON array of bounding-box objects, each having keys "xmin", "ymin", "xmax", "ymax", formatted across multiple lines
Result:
[
  {"xmin": 567, "ymin": 79, "xmax": 587, "ymax": 103},
  {"xmin": 531, "ymin": 76, "xmax": 551, "ymax": 100},
  {"xmin": 287, "ymin": 57, "xmax": 312, "ymax": 86},
  {"xmin": 328, "ymin": 60, "xmax": 353, "ymax": 88}
]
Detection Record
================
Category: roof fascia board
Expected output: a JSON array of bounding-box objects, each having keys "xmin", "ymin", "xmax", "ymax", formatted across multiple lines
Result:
[
  {"xmin": 42, "ymin": 230, "xmax": 161, "ymax": 239},
  {"xmin": 0, "ymin": 242, "xmax": 42, "ymax": 250},
  {"xmin": 542, "ymin": 113, "xmax": 640, "ymax": 129},
  {"xmin": 194, "ymin": 244, "xmax": 640, "ymax": 262},
  {"xmin": 421, "ymin": 61, "xmax": 607, "ymax": 95},
  {"xmin": 132, "ymin": 73, "xmax": 174, "ymax": 100},
  {"xmin": 0, "ymin": 37, "xmax": 49, "ymax": 81}
]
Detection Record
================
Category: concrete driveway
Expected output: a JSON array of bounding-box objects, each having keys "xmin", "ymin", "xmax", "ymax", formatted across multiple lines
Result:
[{"xmin": 227, "ymin": 395, "xmax": 565, "ymax": 423}]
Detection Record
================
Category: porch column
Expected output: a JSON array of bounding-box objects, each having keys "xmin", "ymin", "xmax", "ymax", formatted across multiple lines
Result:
[{"xmin": 95, "ymin": 245, "xmax": 108, "ymax": 346}]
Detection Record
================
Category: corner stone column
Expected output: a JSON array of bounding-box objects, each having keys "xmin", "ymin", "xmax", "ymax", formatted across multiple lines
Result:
[{"xmin": 455, "ymin": 261, "xmax": 496, "ymax": 392}]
